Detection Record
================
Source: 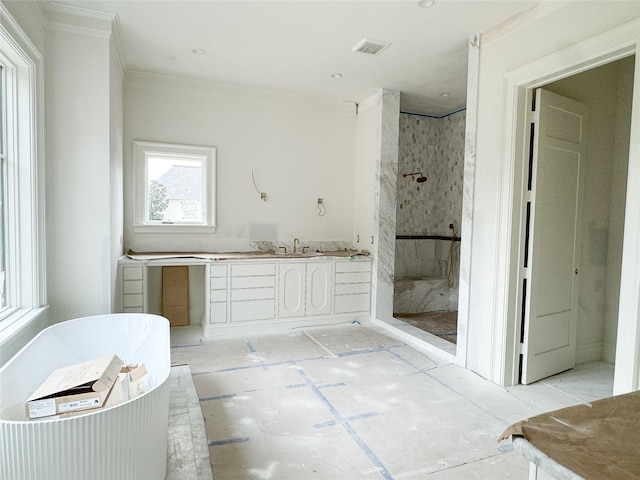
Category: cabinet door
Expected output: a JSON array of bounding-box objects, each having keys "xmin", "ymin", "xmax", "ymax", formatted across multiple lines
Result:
[
  {"xmin": 279, "ymin": 264, "xmax": 306, "ymax": 318},
  {"xmin": 306, "ymin": 262, "xmax": 332, "ymax": 316}
]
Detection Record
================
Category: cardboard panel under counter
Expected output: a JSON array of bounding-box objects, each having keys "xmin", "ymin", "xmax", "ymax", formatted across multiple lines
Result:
[{"xmin": 162, "ymin": 265, "xmax": 189, "ymax": 326}]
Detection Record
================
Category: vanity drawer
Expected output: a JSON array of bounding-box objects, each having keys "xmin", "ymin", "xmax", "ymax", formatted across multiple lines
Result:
[
  {"xmin": 123, "ymin": 294, "xmax": 144, "ymax": 308},
  {"xmin": 210, "ymin": 277, "xmax": 227, "ymax": 289},
  {"xmin": 210, "ymin": 289, "xmax": 227, "ymax": 302},
  {"xmin": 335, "ymin": 283, "xmax": 370, "ymax": 295},
  {"xmin": 232, "ymin": 276, "xmax": 276, "ymax": 289},
  {"xmin": 232, "ymin": 263, "xmax": 276, "ymax": 276},
  {"xmin": 123, "ymin": 281, "xmax": 143, "ymax": 294},
  {"xmin": 334, "ymin": 293, "xmax": 370, "ymax": 314},
  {"xmin": 335, "ymin": 271, "xmax": 371, "ymax": 284},
  {"xmin": 210, "ymin": 265, "xmax": 228, "ymax": 277},
  {"xmin": 231, "ymin": 299, "xmax": 276, "ymax": 322},
  {"xmin": 209, "ymin": 302, "xmax": 228, "ymax": 324},
  {"xmin": 123, "ymin": 266, "xmax": 144, "ymax": 281},
  {"xmin": 335, "ymin": 261, "xmax": 371, "ymax": 273},
  {"xmin": 232, "ymin": 287, "xmax": 275, "ymax": 301}
]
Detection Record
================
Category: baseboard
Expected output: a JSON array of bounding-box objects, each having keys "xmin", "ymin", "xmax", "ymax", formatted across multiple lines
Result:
[{"xmin": 575, "ymin": 342, "xmax": 603, "ymax": 365}]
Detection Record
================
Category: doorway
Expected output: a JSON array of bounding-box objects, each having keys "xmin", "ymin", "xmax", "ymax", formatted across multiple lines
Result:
[
  {"xmin": 513, "ymin": 57, "xmax": 635, "ymax": 387},
  {"xmin": 520, "ymin": 56, "xmax": 635, "ymax": 383}
]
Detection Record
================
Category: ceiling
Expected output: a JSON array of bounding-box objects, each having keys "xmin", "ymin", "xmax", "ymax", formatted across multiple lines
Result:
[{"xmin": 55, "ymin": 0, "xmax": 534, "ymax": 116}]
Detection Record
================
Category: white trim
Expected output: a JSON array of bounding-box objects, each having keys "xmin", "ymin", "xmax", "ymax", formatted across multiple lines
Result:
[
  {"xmin": 0, "ymin": 306, "xmax": 48, "ymax": 341},
  {"xmin": 0, "ymin": 4, "xmax": 47, "ymax": 343},
  {"xmin": 492, "ymin": 20, "xmax": 640, "ymax": 389},
  {"xmin": 615, "ymin": 41, "xmax": 640, "ymax": 394},
  {"xmin": 44, "ymin": 1, "xmax": 127, "ymax": 76}
]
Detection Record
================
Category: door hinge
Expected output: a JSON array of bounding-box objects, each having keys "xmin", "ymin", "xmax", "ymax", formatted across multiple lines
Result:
[
  {"xmin": 530, "ymin": 110, "xmax": 540, "ymax": 124},
  {"xmin": 519, "ymin": 342, "xmax": 526, "ymax": 355},
  {"xmin": 523, "ymin": 267, "xmax": 529, "ymax": 279}
]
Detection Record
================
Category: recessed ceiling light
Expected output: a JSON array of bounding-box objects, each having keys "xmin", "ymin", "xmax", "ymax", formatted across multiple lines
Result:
[
  {"xmin": 417, "ymin": 0, "xmax": 435, "ymax": 7},
  {"xmin": 331, "ymin": 73, "xmax": 343, "ymax": 79},
  {"xmin": 440, "ymin": 92, "xmax": 450, "ymax": 97},
  {"xmin": 192, "ymin": 48, "xmax": 206, "ymax": 55}
]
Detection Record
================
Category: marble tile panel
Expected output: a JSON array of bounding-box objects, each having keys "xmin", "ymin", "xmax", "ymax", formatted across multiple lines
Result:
[
  {"xmin": 394, "ymin": 277, "xmax": 450, "ymax": 313},
  {"xmin": 396, "ymin": 111, "xmax": 465, "ymax": 237}
]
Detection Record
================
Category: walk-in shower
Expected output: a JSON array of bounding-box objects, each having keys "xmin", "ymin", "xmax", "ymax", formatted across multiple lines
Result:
[{"xmin": 394, "ymin": 110, "xmax": 465, "ymax": 344}]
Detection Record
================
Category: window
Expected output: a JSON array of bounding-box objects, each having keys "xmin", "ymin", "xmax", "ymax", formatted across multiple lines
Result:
[
  {"xmin": 0, "ymin": 64, "xmax": 5, "ymax": 309},
  {"xmin": 133, "ymin": 141, "xmax": 217, "ymax": 233},
  {"xmin": 0, "ymin": 10, "xmax": 46, "ymax": 334}
]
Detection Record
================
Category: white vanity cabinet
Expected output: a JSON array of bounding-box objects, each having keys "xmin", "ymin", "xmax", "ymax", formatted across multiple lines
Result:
[
  {"xmin": 117, "ymin": 255, "xmax": 372, "ymax": 336},
  {"xmin": 279, "ymin": 262, "xmax": 332, "ymax": 318}
]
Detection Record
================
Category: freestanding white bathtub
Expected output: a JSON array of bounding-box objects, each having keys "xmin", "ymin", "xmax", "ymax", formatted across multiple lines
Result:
[{"xmin": 0, "ymin": 313, "xmax": 171, "ymax": 480}]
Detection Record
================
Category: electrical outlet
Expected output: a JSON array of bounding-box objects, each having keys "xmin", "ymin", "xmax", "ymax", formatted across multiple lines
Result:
[{"xmin": 317, "ymin": 198, "xmax": 324, "ymax": 204}]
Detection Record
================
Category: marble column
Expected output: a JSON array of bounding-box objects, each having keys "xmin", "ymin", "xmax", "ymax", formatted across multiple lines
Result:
[
  {"xmin": 372, "ymin": 89, "xmax": 400, "ymax": 321},
  {"xmin": 456, "ymin": 34, "xmax": 480, "ymax": 366}
]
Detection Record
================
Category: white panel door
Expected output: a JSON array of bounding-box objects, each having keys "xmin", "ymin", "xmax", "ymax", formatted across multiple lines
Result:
[
  {"xmin": 279, "ymin": 264, "xmax": 306, "ymax": 318},
  {"xmin": 306, "ymin": 263, "xmax": 332, "ymax": 316},
  {"xmin": 521, "ymin": 88, "xmax": 588, "ymax": 384}
]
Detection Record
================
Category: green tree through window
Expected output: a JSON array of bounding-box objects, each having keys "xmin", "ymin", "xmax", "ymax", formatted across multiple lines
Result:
[{"xmin": 148, "ymin": 179, "xmax": 169, "ymax": 221}]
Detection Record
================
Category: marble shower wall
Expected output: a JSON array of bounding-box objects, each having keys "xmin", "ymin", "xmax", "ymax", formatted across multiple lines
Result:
[
  {"xmin": 396, "ymin": 110, "xmax": 465, "ymax": 236},
  {"xmin": 393, "ymin": 111, "xmax": 464, "ymax": 313}
]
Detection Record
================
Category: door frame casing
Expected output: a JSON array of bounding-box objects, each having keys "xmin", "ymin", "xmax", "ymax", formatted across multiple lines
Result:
[{"xmin": 489, "ymin": 20, "xmax": 640, "ymax": 391}]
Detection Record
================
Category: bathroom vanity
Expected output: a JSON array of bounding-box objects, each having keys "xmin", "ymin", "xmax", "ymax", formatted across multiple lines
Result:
[{"xmin": 117, "ymin": 252, "xmax": 372, "ymax": 335}]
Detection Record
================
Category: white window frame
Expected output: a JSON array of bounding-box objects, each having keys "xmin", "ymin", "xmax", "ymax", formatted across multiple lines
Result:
[
  {"xmin": 133, "ymin": 140, "xmax": 217, "ymax": 234},
  {"xmin": 0, "ymin": 6, "xmax": 47, "ymax": 338}
]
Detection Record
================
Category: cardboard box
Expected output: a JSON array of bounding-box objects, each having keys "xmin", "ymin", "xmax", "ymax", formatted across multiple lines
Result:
[
  {"xmin": 25, "ymin": 354, "xmax": 124, "ymax": 419},
  {"xmin": 162, "ymin": 266, "xmax": 189, "ymax": 326},
  {"xmin": 121, "ymin": 363, "xmax": 148, "ymax": 398},
  {"xmin": 54, "ymin": 373, "xmax": 128, "ymax": 419},
  {"xmin": 53, "ymin": 363, "xmax": 148, "ymax": 419}
]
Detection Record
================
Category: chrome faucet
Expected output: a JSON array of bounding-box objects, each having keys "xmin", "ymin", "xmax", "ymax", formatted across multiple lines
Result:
[{"xmin": 293, "ymin": 238, "xmax": 299, "ymax": 254}]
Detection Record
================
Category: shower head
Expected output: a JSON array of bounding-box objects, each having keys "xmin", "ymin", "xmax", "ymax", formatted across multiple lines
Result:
[{"xmin": 403, "ymin": 172, "xmax": 428, "ymax": 183}]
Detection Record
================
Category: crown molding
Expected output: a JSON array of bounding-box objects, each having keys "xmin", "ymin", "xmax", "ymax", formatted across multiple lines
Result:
[{"xmin": 43, "ymin": 1, "xmax": 127, "ymax": 71}]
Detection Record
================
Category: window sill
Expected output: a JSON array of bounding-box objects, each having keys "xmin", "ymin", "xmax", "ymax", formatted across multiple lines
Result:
[
  {"xmin": 133, "ymin": 224, "xmax": 217, "ymax": 234},
  {"xmin": 0, "ymin": 306, "xmax": 49, "ymax": 346}
]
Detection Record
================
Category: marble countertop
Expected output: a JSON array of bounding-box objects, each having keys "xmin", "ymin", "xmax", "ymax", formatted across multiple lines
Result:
[
  {"xmin": 124, "ymin": 249, "xmax": 370, "ymax": 262},
  {"xmin": 502, "ymin": 391, "xmax": 640, "ymax": 480}
]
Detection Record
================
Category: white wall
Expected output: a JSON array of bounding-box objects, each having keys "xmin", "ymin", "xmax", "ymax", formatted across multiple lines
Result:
[
  {"xmin": 109, "ymin": 36, "xmax": 125, "ymax": 312},
  {"xmin": 353, "ymin": 93, "xmax": 379, "ymax": 250},
  {"xmin": 467, "ymin": 1, "xmax": 640, "ymax": 382},
  {"xmin": 123, "ymin": 73, "xmax": 357, "ymax": 253},
  {"xmin": 45, "ymin": 14, "xmax": 121, "ymax": 323}
]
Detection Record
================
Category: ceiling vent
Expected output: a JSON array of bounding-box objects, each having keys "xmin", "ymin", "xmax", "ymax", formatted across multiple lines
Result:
[{"xmin": 352, "ymin": 38, "xmax": 391, "ymax": 56}]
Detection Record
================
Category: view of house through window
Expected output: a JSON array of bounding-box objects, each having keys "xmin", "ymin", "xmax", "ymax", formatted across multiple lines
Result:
[{"xmin": 147, "ymin": 156, "xmax": 204, "ymax": 223}]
